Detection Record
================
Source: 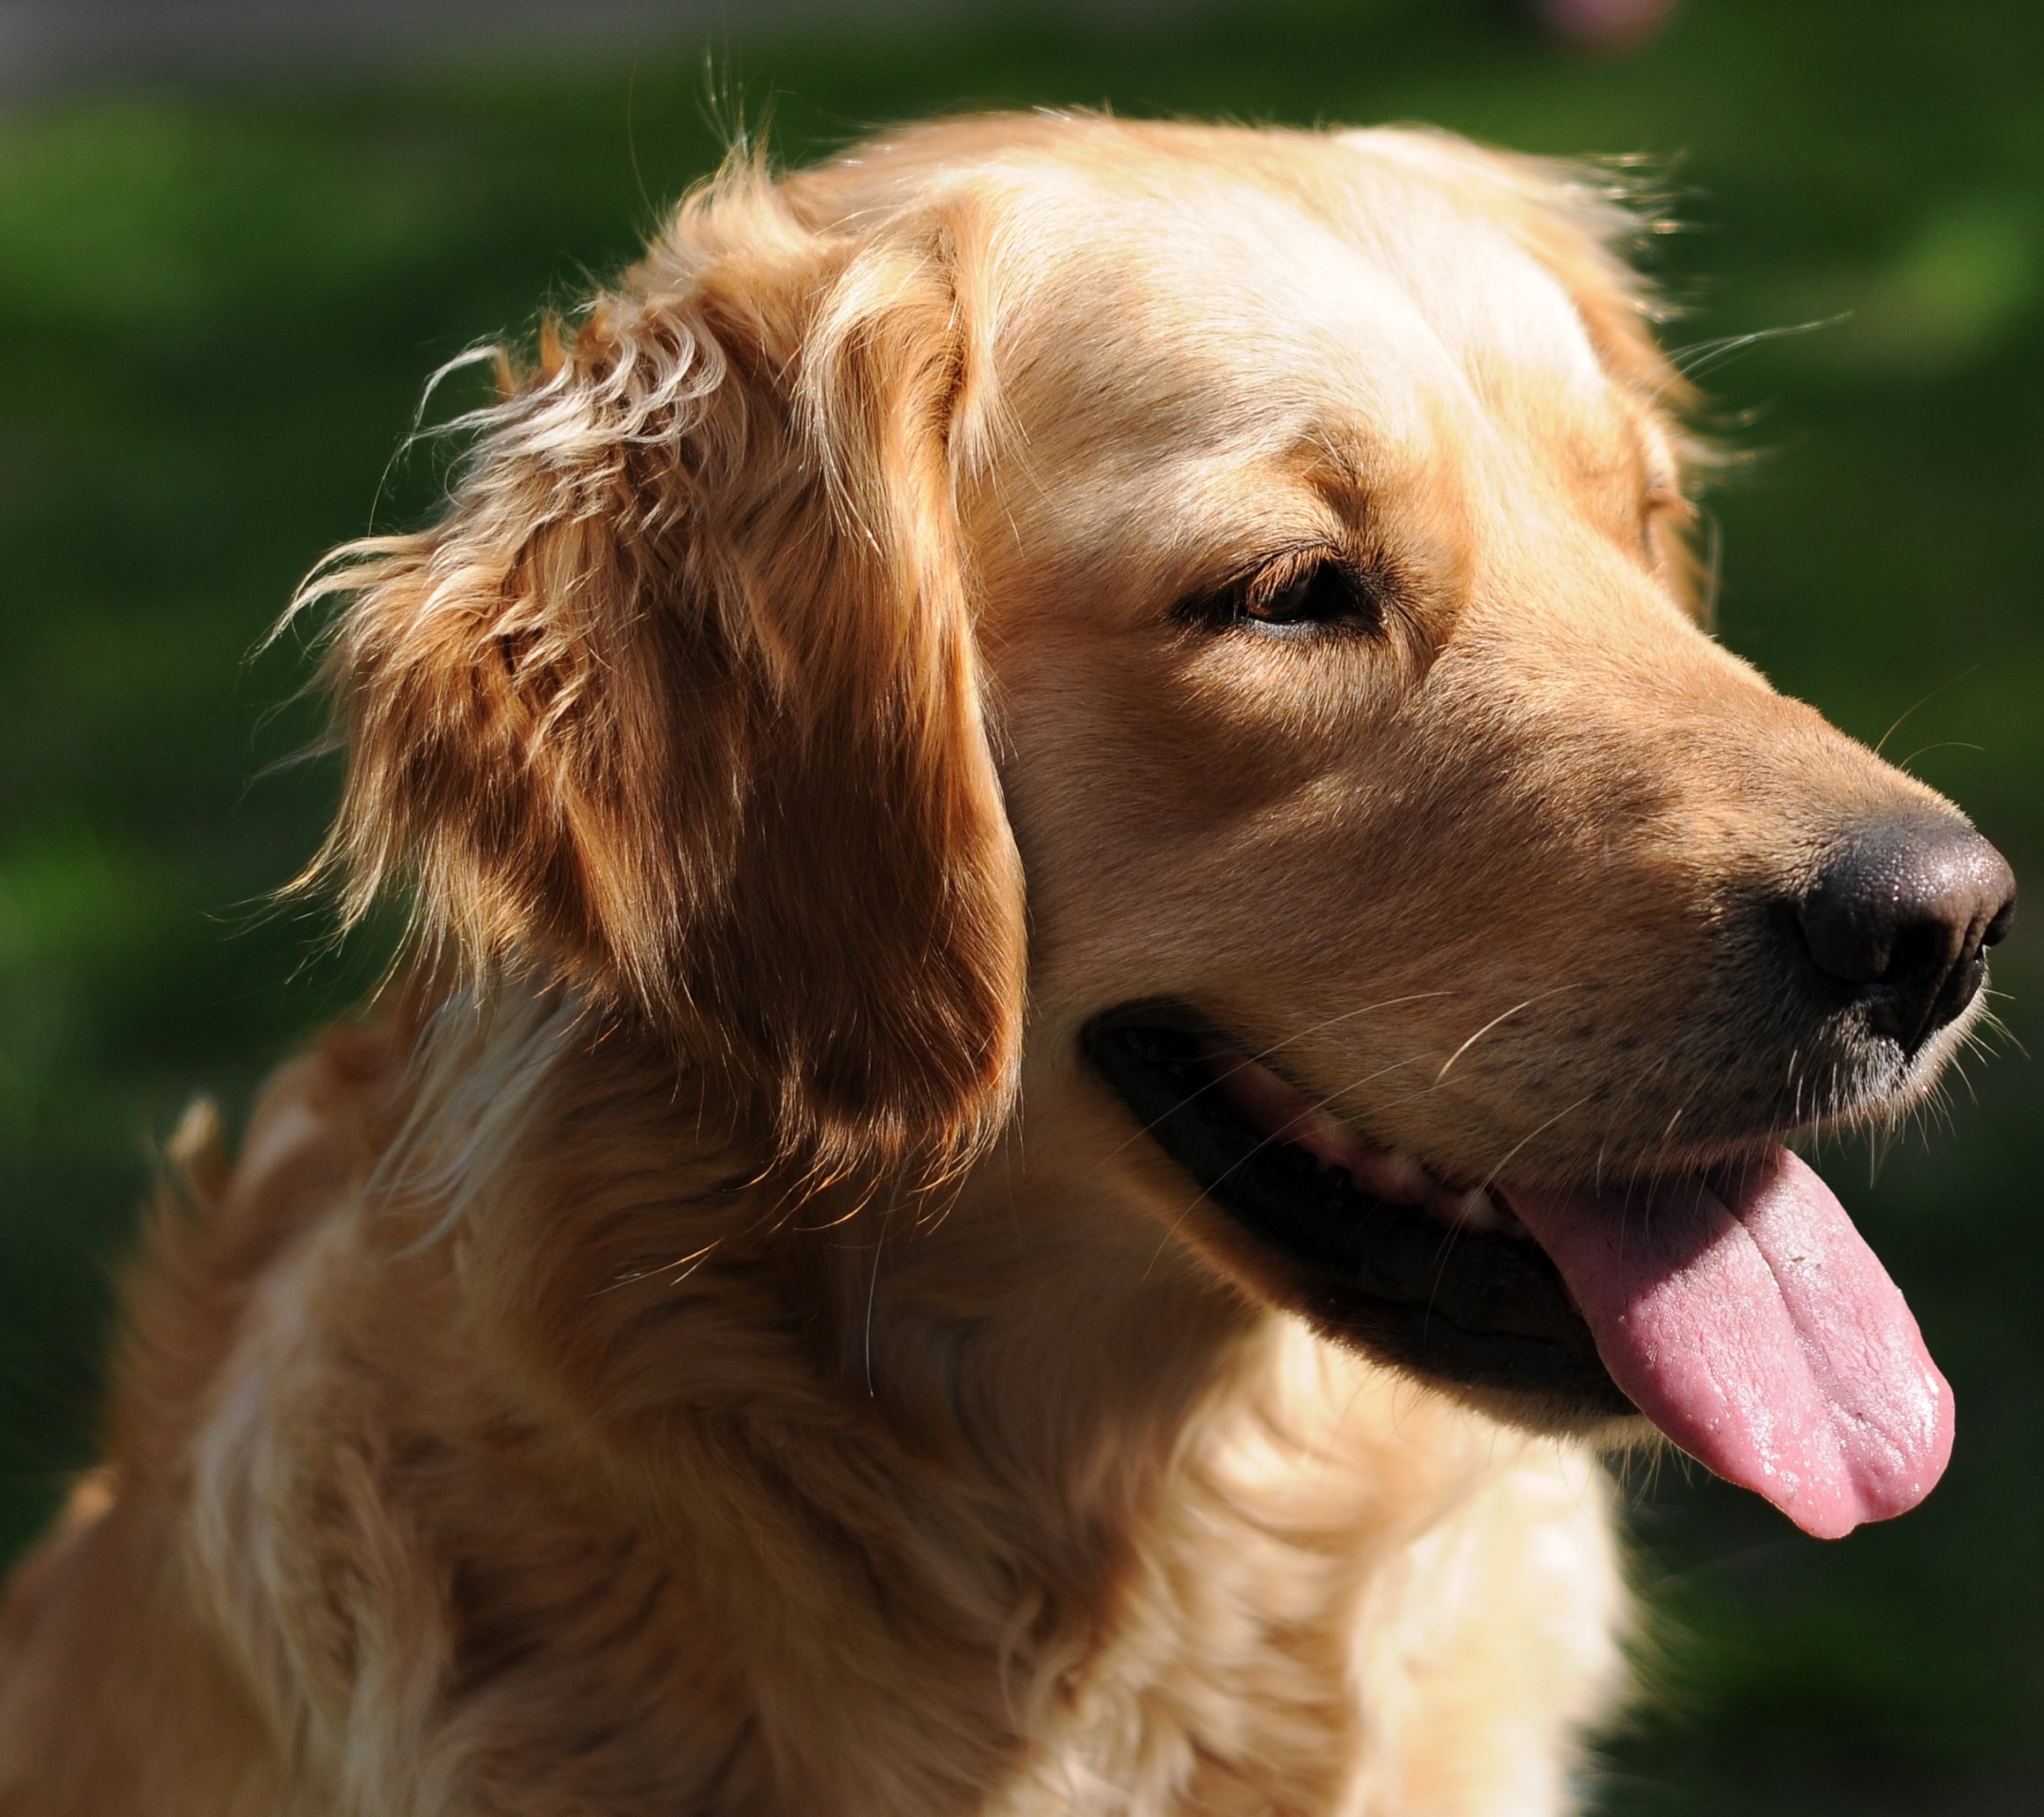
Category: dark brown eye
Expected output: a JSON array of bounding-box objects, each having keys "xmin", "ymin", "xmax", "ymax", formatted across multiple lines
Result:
[
  {"xmin": 1182, "ymin": 553, "xmax": 1383, "ymax": 640},
  {"xmin": 1246, "ymin": 563, "xmax": 1357, "ymax": 626}
]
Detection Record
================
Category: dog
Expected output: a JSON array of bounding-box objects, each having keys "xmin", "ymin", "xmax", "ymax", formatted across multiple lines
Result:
[{"xmin": 0, "ymin": 112, "xmax": 2014, "ymax": 1815}]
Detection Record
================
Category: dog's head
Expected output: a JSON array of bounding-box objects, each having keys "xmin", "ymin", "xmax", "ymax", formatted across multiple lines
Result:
[{"xmin": 306, "ymin": 115, "xmax": 2012, "ymax": 1536}]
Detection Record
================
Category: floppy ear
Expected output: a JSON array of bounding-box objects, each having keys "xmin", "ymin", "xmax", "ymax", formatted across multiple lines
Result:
[{"xmin": 295, "ymin": 172, "xmax": 1025, "ymax": 1183}]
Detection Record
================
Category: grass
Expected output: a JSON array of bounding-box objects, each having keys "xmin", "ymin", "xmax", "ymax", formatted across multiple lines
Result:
[{"xmin": 0, "ymin": 1, "xmax": 2039, "ymax": 1808}]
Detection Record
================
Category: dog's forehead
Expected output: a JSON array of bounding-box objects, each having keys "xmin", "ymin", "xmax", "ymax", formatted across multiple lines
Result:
[
  {"xmin": 959, "ymin": 147, "xmax": 1645, "ymax": 601},
  {"xmin": 980, "ymin": 150, "xmax": 1619, "ymax": 474}
]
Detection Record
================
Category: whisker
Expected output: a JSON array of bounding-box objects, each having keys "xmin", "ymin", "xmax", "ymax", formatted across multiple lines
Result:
[
  {"xmin": 1431, "ymin": 985, "xmax": 1580, "ymax": 1086},
  {"xmin": 1246, "ymin": 992, "xmax": 1464, "ymax": 1068},
  {"xmin": 1667, "ymin": 314, "xmax": 1846, "ymax": 381},
  {"xmin": 1971, "ymin": 1006, "xmax": 2028, "ymax": 1062},
  {"xmin": 1095, "ymin": 992, "xmax": 1462, "ymax": 1173},
  {"xmin": 1895, "ymin": 740, "xmax": 1986, "ymax": 773},
  {"xmin": 1476, "ymin": 1096, "xmax": 1596, "ymax": 1198},
  {"xmin": 1947, "ymin": 1057, "xmax": 1978, "ymax": 1110},
  {"xmin": 1873, "ymin": 666, "xmax": 1979, "ymax": 758},
  {"xmin": 1136, "ymin": 1046, "xmax": 1447, "ymax": 1282}
]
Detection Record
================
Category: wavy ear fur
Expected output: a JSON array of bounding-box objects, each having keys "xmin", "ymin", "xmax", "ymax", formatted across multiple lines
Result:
[{"xmin": 294, "ymin": 167, "xmax": 1025, "ymax": 1183}]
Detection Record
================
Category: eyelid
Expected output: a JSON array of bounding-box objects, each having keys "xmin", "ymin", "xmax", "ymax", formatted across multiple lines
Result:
[
  {"xmin": 1238, "ymin": 542, "xmax": 1343, "ymax": 611},
  {"xmin": 1172, "ymin": 544, "xmax": 1319, "ymax": 626},
  {"xmin": 1172, "ymin": 539, "xmax": 1390, "ymax": 643}
]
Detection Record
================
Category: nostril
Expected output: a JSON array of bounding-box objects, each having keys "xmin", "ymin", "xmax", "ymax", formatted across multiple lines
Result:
[
  {"xmin": 1796, "ymin": 889, "xmax": 1901, "ymax": 988},
  {"xmin": 1795, "ymin": 816, "xmax": 2017, "ymax": 1045},
  {"xmin": 1983, "ymin": 891, "xmax": 2018, "ymax": 950}
]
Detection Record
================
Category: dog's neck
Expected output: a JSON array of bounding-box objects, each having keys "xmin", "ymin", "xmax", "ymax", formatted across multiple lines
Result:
[
  {"xmin": 131, "ymin": 990, "xmax": 1622, "ymax": 1814},
  {"xmin": 348, "ymin": 989, "xmax": 1598, "ymax": 1811},
  {"xmin": 430, "ymin": 985, "xmax": 1262, "ymax": 1554}
]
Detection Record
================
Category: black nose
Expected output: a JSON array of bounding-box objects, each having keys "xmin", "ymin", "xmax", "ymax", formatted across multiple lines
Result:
[{"xmin": 1796, "ymin": 815, "xmax": 2017, "ymax": 1047}]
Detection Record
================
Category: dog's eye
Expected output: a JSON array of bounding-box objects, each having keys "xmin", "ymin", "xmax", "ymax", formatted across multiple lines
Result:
[
  {"xmin": 1185, "ymin": 554, "xmax": 1382, "ymax": 640},
  {"xmin": 1245, "ymin": 564, "xmax": 1357, "ymax": 627}
]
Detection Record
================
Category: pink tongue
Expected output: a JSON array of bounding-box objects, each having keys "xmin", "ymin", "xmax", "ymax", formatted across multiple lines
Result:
[{"xmin": 1505, "ymin": 1149, "xmax": 1953, "ymax": 1539}]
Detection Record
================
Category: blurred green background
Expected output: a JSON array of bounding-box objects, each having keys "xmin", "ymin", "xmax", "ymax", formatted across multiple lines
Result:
[{"xmin": 0, "ymin": 1, "xmax": 2037, "ymax": 1809}]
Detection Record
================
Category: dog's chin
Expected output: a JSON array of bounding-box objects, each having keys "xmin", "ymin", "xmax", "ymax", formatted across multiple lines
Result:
[
  {"xmin": 1830, "ymin": 1006, "xmax": 1981, "ymax": 1132},
  {"xmin": 1082, "ymin": 1002, "xmax": 1653, "ymax": 1441}
]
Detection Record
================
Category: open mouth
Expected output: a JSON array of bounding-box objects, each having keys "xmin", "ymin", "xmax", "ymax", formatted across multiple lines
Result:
[
  {"xmin": 1083, "ymin": 1001, "xmax": 1956, "ymax": 1539},
  {"xmin": 1082, "ymin": 1005, "xmax": 1630, "ymax": 1423}
]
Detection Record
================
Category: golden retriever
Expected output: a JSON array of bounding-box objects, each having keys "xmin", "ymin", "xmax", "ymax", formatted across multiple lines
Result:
[{"xmin": 0, "ymin": 113, "xmax": 2014, "ymax": 1815}]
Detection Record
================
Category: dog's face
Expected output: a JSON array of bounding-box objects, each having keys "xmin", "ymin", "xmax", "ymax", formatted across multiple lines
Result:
[
  {"xmin": 316, "ymin": 117, "xmax": 2011, "ymax": 1539},
  {"xmin": 940, "ymin": 124, "xmax": 2011, "ymax": 1528},
  {"xmin": 939, "ymin": 125, "xmax": 2011, "ymax": 1530},
  {"xmin": 967, "ymin": 151, "xmax": 1969, "ymax": 1157},
  {"xmin": 977, "ymin": 133, "xmax": 1821, "ymax": 1165}
]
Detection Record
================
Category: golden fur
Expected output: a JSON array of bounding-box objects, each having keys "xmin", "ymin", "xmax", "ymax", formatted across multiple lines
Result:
[{"xmin": 0, "ymin": 114, "xmax": 1979, "ymax": 1813}]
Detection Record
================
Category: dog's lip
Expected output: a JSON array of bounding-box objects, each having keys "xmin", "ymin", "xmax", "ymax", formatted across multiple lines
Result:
[
  {"xmin": 1079, "ymin": 1002, "xmax": 1635, "ymax": 1426},
  {"xmin": 1194, "ymin": 1032, "xmax": 1536, "ymax": 1242},
  {"xmin": 1194, "ymin": 1029, "xmax": 1782, "ymax": 1224}
]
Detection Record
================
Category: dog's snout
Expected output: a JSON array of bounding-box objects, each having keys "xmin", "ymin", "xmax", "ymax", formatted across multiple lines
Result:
[{"xmin": 1794, "ymin": 815, "xmax": 2017, "ymax": 1047}]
